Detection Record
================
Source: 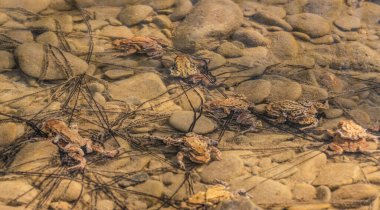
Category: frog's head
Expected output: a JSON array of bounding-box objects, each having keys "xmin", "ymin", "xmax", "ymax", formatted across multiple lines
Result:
[
  {"xmin": 314, "ymin": 101, "xmax": 329, "ymax": 110},
  {"xmin": 42, "ymin": 119, "xmax": 64, "ymax": 135}
]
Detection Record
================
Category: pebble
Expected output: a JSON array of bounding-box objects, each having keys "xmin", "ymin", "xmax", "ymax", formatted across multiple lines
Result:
[
  {"xmin": 252, "ymin": 11, "xmax": 292, "ymax": 31},
  {"xmin": 104, "ymin": 69, "xmax": 134, "ymax": 80},
  {"xmin": 177, "ymin": 87, "xmax": 205, "ymax": 110},
  {"xmin": 194, "ymin": 50, "xmax": 226, "ymax": 70},
  {"xmin": 74, "ymin": 20, "xmax": 108, "ymax": 32},
  {"xmin": 354, "ymin": 3, "xmax": 380, "ymax": 25},
  {"xmin": 316, "ymin": 186, "xmax": 331, "ymax": 202},
  {"xmin": 0, "ymin": 122, "xmax": 25, "ymax": 147},
  {"xmin": 331, "ymin": 184, "xmax": 378, "ymax": 208},
  {"xmin": 334, "ymin": 98, "xmax": 357, "ymax": 109},
  {"xmin": 118, "ymin": 5, "xmax": 154, "ymax": 26},
  {"xmin": 286, "ymin": 13, "xmax": 331, "ymax": 38},
  {"xmin": 106, "ymin": 17, "xmax": 123, "ymax": 26},
  {"xmin": 334, "ymin": 15, "xmax": 361, "ymax": 31},
  {"xmin": 266, "ymin": 79, "xmax": 302, "ymax": 102},
  {"xmin": 313, "ymin": 163, "xmax": 363, "ymax": 188},
  {"xmin": 292, "ymin": 31, "xmax": 311, "ymax": 41},
  {"xmin": 0, "ymin": 50, "xmax": 16, "ymax": 70},
  {"xmin": 215, "ymin": 64, "xmax": 267, "ymax": 87},
  {"xmin": 300, "ymin": 85, "xmax": 328, "ymax": 101},
  {"xmin": 36, "ymin": 31, "xmax": 60, "ymax": 47},
  {"xmin": 230, "ymin": 175, "xmax": 292, "ymax": 205},
  {"xmin": 119, "ymin": 173, "xmax": 149, "ymax": 188},
  {"xmin": 214, "ymin": 197, "xmax": 263, "ymax": 210},
  {"xmin": 287, "ymin": 203, "xmax": 331, "ymax": 210},
  {"xmin": 311, "ymin": 35, "xmax": 335, "ymax": 45},
  {"xmin": 49, "ymin": 0, "xmax": 73, "ymax": 11},
  {"xmin": 108, "ymin": 72, "xmax": 167, "ymax": 101},
  {"xmin": 87, "ymin": 82, "xmax": 106, "ymax": 93},
  {"xmin": 144, "ymin": 0, "xmax": 176, "ymax": 10},
  {"xmin": 0, "ymin": 12, "xmax": 9, "ymax": 25},
  {"xmin": 0, "ymin": 0, "xmax": 51, "ymax": 13},
  {"xmin": 129, "ymin": 180, "xmax": 164, "ymax": 199},
  {"xmin": 96, "ymin": 200, "xmax": 114, "ymax": 210},
  {"xmin": 169, "ymin": 111, "xmax": 216, "ymax": 134},
  {"xmin": 93, "ymin": 92, "xmax": 107, "ymax": 106},
  {"xmin": 170, "ymin": 0, "xmax": 193, "ymax": 21},
  {"xmin": 235, "ymin": 79, "xmax": 271, "ymax": 103},
  {"xmin": 15, "ymin": 42, "xmax": 89, "ymax": 80},
  {"xmin": 267, "ymin": 31, "xmax": 299, "ymax": 59},
  {"xmin": 152, "ymin": 15, "xmax": 172, "ymax": 29},
  {"xmin": 292, "ymin": 183, "xmax": 316, "ymax": 201},
  {"xmin": 324, "ymin": 108, "xmax": 343, "ymax": 119},
  {"xmin": 50, "ymin": 201, "xmax": 72, "ymax": 210},
  {"xmin": 26, "ymin": 17, "xmax": 56, "ymax": 32},
  {"xmin": 0, "ymin": 180, "xmax": 39, "ymax": 204},
  {"xmin": 330, "ymin": 42, "xmax": 380, "ymax": 72},
  {"xmin": 367, "ymin": 171, "xmax": 380, "ymax": 184},
  {"xmin": 75, "ymin": 0, "xmax": 95, "ymax": 8},
  {"xmin": 51, "ymin": 180, "xmax": 82, "ymax": 202},
  {"xmin": 289, "ymin": 151, "xmax": 327, "ymax": 183},
  {"xmin": 348, "ymin": 109, "xmax": 371, "ymax": 126},
  {"xmin": 199, "ymin": 154, "xmax": 245, "ymax": 184},
  {"xmin": 173, "ymin": 0, "xmax": 243, "ymax": 52},
  {"xmin": 232, "ymin": 28, "xmax": 270, "ymax": 47},
  {"xmin": 304, "ymin": 0, "xmax": 343, "ymax": 19},
  {"xmin": 270, "ymin": 150, "xmax": 296, "ymax": 163},
  {"xmin": 5, "ymin": 30, "xmax": 34, "ymax": 43},
  {"xmin": 99, "ymin": 25, "xmax": 134, "ymax": 39},
  {"xmin": 10, "ymin": 141, "xmax": 58, "ymax": 171},
  {"xmin": 291, "ymin": 69, "xmax": 318, "ymax": 86},
  {"xmin": 259, "ymin": 6, "xmax": 287, "ymax": 18},
  {"xmin": 216, "ymin": 42, "xmax": 244, "ymax": 58}
]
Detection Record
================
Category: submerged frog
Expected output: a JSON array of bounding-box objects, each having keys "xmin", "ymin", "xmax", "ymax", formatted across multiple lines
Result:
[
  {"xmin": 265, "ymin": 100, "xmax": 328, "ymax": 130},
  {"xmin": 43, "ymin": 119, "xmax": 118, "ymax": 171},
  {"xmin": 205, "ymin": 94, "xmax": 262, "ymax": 133},
  {"xmin": 138, "ymin": 132, "xmax": 222, "ymax": 170},
  {"xmin": 112, "ymin": 36, "xmax": 167, "ymax": 58},
  {"xmin": 170, "ymin": 55, "xmax": 215, "ymax": 86},
  {"xmin": 327, "ymin": 120, "xmax": 378, "ymax": 154},
  {"xmin": 187, "ymin": 185, "xmax": 234, "ymax": 207}
]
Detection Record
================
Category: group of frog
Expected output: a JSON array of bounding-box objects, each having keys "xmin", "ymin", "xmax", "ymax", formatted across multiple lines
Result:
[{"xmin": 39, "ymin": 36, "xmax": 378, "ymax": 173}]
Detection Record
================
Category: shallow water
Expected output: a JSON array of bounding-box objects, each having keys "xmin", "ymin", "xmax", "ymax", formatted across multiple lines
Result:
[{"xmin": 0, "ymin": 0, "xmax": 380, "ymax": 209}]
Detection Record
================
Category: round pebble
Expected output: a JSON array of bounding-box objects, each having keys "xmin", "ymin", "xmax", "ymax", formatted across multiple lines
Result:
[
  {"xmin": 118, "ymin": 5, "xmax": 154, "ymax": 26},
  {"xmin": 169, "ymin": 111, "xmax": 217, "ymax": 134}
]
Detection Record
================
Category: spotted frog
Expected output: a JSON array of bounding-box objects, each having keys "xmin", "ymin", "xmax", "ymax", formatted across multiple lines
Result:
[
  {"xmin": 140, "ymin": 132, "xmax": 222, "ymax": 170},
  {"xmin": 206, "ymin": 94, "xmax": 262, "ymax": 133},
  {"xmin": 170, "ymin": 55, "xmax": 214, "ymax": 86},
  {"xmin": 327, "ymin": 120, "xmax": 378, "ymax": 154},
  {"xmin": 265, "ymin": 100, "xmax": 328, "ymax": 130},
  {"xmin": 187, "ymin": 185, "xmax": 234, "ymax": 207},
  {"xmin": 112, "ymin": 36, "xmax": 167, "ymax": 58},
  {"xmin": 43, "ymin": 119, "xmax": 118, "ymax": 171}
]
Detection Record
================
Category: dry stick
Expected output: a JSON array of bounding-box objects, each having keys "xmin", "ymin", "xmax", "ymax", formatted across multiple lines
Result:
[{"xmin": 178, "ymin": 81, "xmax": 202, "ymax": 133}]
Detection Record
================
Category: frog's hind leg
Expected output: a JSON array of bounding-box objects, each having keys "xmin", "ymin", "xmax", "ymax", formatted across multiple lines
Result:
[
  {"xmin": 299, "ymin": 119, "xmax": 319, "ymax": 130},
  {"xmin": 67, "ymin": 153, "xmax": 86, "ymax": 171},
  {"xmin": 211, "ymin": 147, "xmax": 223, "ymax": 161},
  {"xmin": 176, "ymin": 151, "xmax": 186, "ymax": 170},
  {"xmin": 90, "ymin": 143, "xmax": 118, "ymax": 158},
  {"xmin": 65, "ymin": 145, "xmax": 86, "ymax": 172}
]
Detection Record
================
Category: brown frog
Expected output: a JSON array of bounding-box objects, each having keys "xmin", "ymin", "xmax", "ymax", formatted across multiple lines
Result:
[
  {"xmin": 141, "ymin": 132, "xmax": 222, "ymax": 170},
  {"xmin": 327, "ymin": 120, "xmax": 378, "ymax": 154},
  {"xmin": 112, "ymin": 36, "xmax": 167, "ymax": 58},
  {"xmin": 43, "ymin": 119, "xmax": 118, "ymax": 171},
  {"xmin": 187, "ymin": 185, "xmax": 234, "ymax": 207},
  {"xmin": 170, "ymin": 55, "xmax": 215, "ymax": 86},
  {"xmin": 206, "ymin": 94, "xmax": 262, "ymax": 134},
  {"xmin": 265, "ymin": 100, "xmax": 328, "ymax": 130}
]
